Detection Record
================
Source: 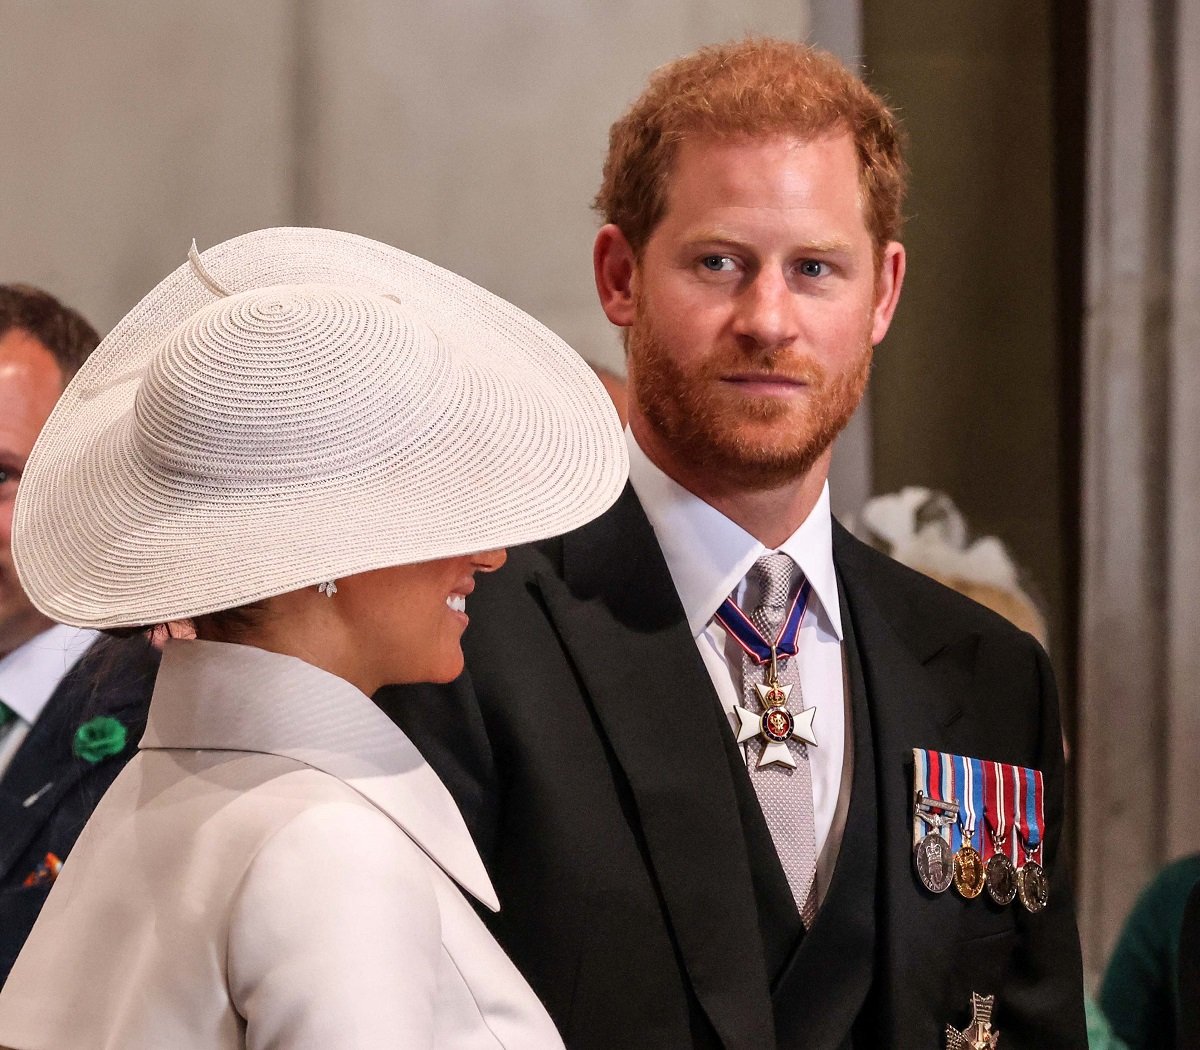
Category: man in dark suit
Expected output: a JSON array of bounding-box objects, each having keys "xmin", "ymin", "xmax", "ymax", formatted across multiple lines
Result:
[
  {"xmin": 0, "ymin": 285, "xmax": 158, "ymax": 983},
  {"xmin": 382, "ymin": 38, "xmax": 1086, "ymax": 1047}
]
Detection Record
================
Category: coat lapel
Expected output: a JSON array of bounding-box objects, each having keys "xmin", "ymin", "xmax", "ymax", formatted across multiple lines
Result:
[
  {"xmin": 0, "ymin": 716, "xmax": 87, "ymax": 882},
  {"xmin": 532, "ymin": 487, "xmax": 776, "ymax": 1048},
  {"xmin": 0, "ymin": 638, "xmax": 155, "ymax": 883},
  {"xmin": 832, "ymin": 523, "xmax": 982, "ymax": 1036}
]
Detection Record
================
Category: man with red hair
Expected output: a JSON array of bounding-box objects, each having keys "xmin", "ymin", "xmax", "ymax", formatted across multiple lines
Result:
[{"xmin": 388, "ymin": 38, "xmax": 1085, "ymax": 1048}]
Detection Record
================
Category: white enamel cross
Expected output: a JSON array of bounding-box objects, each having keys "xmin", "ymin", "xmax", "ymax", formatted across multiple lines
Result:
[{"xmin": 733, "ymin": 681, "xmax": 818, "ymax": 769}]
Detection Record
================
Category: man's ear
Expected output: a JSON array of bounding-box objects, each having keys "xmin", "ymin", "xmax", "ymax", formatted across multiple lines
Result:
[
  {"xmin": 594, "ymin": 224, "xmax": 637, "ymax": 328},
  {"xmin": 870, "ymin": 241, "xmax": 906, "ymax": 346}
]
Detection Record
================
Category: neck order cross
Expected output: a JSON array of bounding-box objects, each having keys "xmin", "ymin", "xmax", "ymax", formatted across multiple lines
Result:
[{"xmin": 715, "ymin": 562, "xmax": 818, "ymax": 766}]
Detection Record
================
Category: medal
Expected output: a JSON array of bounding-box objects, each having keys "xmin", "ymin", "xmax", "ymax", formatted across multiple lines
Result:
[
  {"xmin": 983, "ymin": 760, "xmax": 1018, "ymax": 905},
  {"xmin": 945, "ymin": 992, "xmax": 1000, "ymax": 1049},
  {"xmin": 1016, "ymin": 859, "xmax": 1048, "ymax": 912},
  {"xmin": 913, "ymin": 788, "xmax": 959, "ymax": 894},
  {"xmin": 953, "ymin": 755, "xmax": 985, "ymax": 898},
  {"xmin": 984, "ymin": 852, "xmax": 1017, "ymax": 905},
  {"xmin": 917, "ymin": 830, "xmax": 955, "ymax": 894},
  {"xmin": 1015, "ymin": 765, "xmax": 1049, "ymax": 912},
  {"xmin": 717, "ymin": 580, "xmax": 817, "ymax": 769}
]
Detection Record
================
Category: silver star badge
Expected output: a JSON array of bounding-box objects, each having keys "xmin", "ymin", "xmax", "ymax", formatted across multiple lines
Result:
[{"xmin": 733, "ymin": 682, "xmax": 818, "ymax": 769}]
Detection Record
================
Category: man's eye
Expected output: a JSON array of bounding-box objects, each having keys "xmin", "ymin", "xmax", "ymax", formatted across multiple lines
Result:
[
  {"xmin": 700, "ymin": 255, "xmax": 735, "ymax": 272},
  {"xmin": 0, "ymin": 469, "xmax": 9, "ymax": 485},
  {"xmin": 798, "ymin": 260, "xmax": 829, "ymax": 278}
]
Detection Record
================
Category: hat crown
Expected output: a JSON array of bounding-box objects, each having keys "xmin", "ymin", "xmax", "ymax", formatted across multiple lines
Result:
[{"xmin": 132, "ymin": 284, "xmax": 447, "ymax": 488}]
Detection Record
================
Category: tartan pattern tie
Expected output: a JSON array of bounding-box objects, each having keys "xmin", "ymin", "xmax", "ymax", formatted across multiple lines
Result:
[{"xmin": 742, "ymin": 553, "xmax": 817, "ymax": 925}]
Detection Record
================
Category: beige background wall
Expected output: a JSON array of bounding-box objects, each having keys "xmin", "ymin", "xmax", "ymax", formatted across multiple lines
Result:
[
  {"xmin": 2, "ymin": 1, "xmax": 809, "ymax": 360},
  {"xmin": 0, "ymin": 0, "xmax": 896, "ymax": 516}
]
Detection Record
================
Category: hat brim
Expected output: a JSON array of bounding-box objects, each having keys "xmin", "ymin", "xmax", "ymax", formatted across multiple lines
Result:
[{"xmin": 13, "ymin": 228, "xmax": 628, "ymax": 628}]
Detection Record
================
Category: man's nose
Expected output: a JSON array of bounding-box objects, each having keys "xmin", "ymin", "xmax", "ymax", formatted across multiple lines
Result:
[{"xmin": 730, "ymin": 269, "xmax": 800, "ymax": 353}]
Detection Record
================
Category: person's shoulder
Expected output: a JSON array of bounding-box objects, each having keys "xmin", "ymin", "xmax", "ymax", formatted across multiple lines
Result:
[
  {"xmin": 833, "ymin": 520, "xmax": 1043, "ymax": 651},
  {"xmin": 1135, "ymin": 852, "xmax": 1200, "ymax": 911}
]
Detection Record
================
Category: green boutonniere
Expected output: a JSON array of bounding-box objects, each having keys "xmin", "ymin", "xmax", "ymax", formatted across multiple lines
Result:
[{"xmin": 72, "ymin": 716, "xmax": 127, "ymax": 764}]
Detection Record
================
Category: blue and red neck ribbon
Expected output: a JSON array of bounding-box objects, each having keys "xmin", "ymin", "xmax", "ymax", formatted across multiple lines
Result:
[{"xmin": 714, "ymin": 577, "xmax": 812, "ymax": 665}]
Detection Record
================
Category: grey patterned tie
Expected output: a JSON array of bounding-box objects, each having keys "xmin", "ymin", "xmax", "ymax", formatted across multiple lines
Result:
[{"xmin": 742, "ymin": 553, "xmax": 818, "ymax": 925}]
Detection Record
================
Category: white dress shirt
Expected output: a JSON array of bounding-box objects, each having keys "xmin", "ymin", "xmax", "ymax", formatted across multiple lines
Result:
[
  {"xmin": 626, "ymin": 432, "xmax": 851, "ymax": 904},
  {"xmin": 0, "ymin": 623, "xmax": 99, "ymax": 779}
]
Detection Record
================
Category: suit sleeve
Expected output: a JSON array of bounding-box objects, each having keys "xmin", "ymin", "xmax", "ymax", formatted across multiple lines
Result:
[{"xmin": 227, "ymin": 803, "xmax": 442, "ymax": 1050}]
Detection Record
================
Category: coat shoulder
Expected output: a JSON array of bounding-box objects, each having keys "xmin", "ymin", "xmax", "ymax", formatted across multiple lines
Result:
[{"xmin": 832, "ymin": 521, "xmax": 1042, "ymax": 655}]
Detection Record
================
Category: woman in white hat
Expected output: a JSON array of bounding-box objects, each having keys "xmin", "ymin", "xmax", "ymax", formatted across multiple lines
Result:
[{"xmin": 0, "ymin": 228, "xmax": 627, "ymax": 1049}]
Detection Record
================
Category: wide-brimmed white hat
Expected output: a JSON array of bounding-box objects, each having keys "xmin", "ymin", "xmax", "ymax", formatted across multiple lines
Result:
[{"xmin": 13, "ymin": 227, "xmax": 628, "ymax": 629}]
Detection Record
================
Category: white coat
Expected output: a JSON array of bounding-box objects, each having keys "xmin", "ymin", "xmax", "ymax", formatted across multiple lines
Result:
[{"xmin": 0, "ymin": 639, "xmax": 564, "ymax": 1050}]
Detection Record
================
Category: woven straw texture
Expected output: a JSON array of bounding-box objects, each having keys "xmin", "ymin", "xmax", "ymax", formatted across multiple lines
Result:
[{"xmin": 12, "ymin": 228, "xmax": 628, "ymax": 628}]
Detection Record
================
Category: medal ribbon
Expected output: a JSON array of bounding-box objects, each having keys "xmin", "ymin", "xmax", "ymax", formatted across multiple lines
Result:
[
  {"xmin": 954, "ymin": 753, "xmax": 979, "ymax": 853},
  {"xmin": 983, "ymin": 760, "xmax": 1017, "ymax": 863},
  {"xmin": 912, "ymin": 749, "xmax": 929, "ymax": 846},
  {"xmin": 715, "ymin": 578, "xmax": 812, "ymax": 666},
  {"xmin": 969, "ymin": 757, "xmax": 985, "ymax": 853},
  {"xmin": 912, "ymin": 749, "xmax": 957, "ymax": 847},
  {"xmin": 934, "ymin": 751, "xmax": 958, "ymax": 850},
  {"xmin": 1019, "ymin": 766, "xmax": 1045, "ymax": 858}
]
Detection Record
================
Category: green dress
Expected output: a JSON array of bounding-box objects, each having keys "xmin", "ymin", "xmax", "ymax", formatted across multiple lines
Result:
[{"xmin": 1099, "ymin": 853, "xmax": 1200, "ymax": 1049}]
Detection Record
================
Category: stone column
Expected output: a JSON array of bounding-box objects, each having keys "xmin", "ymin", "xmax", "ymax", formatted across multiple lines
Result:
[{"xmin": 1079, "ymin": 0, "xmax": 1200, "ymax": 981}]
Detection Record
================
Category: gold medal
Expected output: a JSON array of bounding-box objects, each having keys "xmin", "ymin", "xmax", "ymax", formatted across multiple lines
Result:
[{"xmin": 953, "ymin": 845, "xmax": 985, "ymax": 899}]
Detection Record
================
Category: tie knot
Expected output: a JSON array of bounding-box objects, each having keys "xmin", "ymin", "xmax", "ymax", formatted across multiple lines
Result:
[
  {"xmin": 0, "ymin": 700, "xmax": 14, "ymax": 728},
  {"xmin": 749, "ymin": 553, "xmax": 796, "ymax": 631}
]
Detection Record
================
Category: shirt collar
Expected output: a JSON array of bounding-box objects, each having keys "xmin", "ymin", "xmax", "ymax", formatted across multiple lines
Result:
[
  {"xmin": 626, "ymin": 430, "xmax": 843, "ymax": 641},
  {"xmin": 0, "ymin": 623, "xmax": 100, "ymax": 725}
]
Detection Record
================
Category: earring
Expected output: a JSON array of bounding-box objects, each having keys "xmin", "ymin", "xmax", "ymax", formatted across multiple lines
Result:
[{"xmin": 317, "ymin": 580, "xmax": 338, "ymax": 597}]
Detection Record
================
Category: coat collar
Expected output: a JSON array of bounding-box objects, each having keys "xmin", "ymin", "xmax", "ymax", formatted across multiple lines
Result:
[
  {"xmin": 142, "ymin": 639, "xmax": 498, "ymax": 911},
  {"xmin": 537, "ymin": 486, "xmax": 777, "ymax": 1049}
]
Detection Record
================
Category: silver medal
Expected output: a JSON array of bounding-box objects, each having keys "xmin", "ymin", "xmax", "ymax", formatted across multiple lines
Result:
[
  {"xmin": 915, "ymin": 831, "xmax": 955, "ymax": 894},
  {"xmin": 984, "ymin": 852, "xmax": 1017, "ymax": 906}
]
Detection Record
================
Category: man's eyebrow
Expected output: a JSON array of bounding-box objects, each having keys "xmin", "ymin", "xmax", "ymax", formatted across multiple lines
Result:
[
  {"xmin": 794, "ymin": 239, "xmax": 855, "ymax": 255},
  {"xmin": 683, "ymin": 233, "xmax": 855, "ymax": 255}
]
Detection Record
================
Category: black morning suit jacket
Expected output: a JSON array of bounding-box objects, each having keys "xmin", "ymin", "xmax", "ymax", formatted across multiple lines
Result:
[
  {"xmin": 0, "ymin": 635, "xmax": 158, "ymax": 985},
  {"xmin": 382, "ymin": 486, "xmax": 1087, "ymax": 1048}
]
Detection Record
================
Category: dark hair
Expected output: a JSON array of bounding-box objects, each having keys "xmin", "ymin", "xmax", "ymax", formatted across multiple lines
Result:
[
  {"xmin": 103, "ymin": 601, "xmax": 270, "ymax": 647},
  {"xmin": 0, "ymin": 283, "xmax": 99, "ymax": 380}
]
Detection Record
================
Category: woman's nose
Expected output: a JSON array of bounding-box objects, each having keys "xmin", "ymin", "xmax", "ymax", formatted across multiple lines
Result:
[{"xmin": 472, "ymin": 548, "xmax": 507, "ymax": 573}]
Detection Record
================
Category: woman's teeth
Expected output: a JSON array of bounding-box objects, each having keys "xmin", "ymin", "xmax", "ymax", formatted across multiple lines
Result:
[{"xmin": 446, "ymin": 594, "xmax": 466, "ymax": 613}]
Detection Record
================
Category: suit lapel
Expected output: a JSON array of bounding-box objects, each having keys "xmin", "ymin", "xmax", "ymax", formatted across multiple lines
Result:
[
  {"xmin": 0, "ymin": 714, "xmax": 87, "ymax": 881},
  {"xmin": 0, "ymin": 636, "xmax": 157, "ymax": 884},
  {"xmin": 832, "ymin": 524, "xmax": 981, "ymax": 1036},
  {"xmin": 533, "ymin": 487, "xmax": 776, "ymax": 1048}
]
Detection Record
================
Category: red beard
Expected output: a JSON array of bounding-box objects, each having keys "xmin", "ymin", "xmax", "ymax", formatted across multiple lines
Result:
[{"xmin": 627, "ymin": 304, "xmax": 873, "ymax": 490}]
